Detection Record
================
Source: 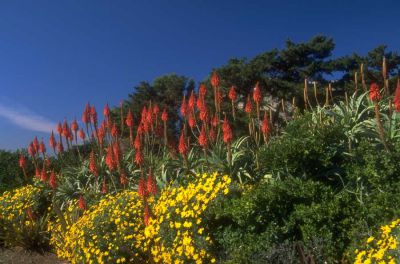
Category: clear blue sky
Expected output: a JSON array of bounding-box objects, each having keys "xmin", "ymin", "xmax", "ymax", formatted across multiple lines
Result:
[{"xmin": 0, "ymin": 0, "xmax": 399, "ymax": 150}]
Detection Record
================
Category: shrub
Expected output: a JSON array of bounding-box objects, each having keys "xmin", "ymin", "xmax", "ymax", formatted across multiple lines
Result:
[
  {"xmin": 0, "ymin": 184, "xmax": 50, "ymax": 250},
  {"xmin": 142, "ymin": 172, "xmax": 231, "ymax": 263},
  {"xmin": 355, "ymin": 218, "xmax": 400, "ymax": 263},
  {"xmin": 49, "ymin": 190, "xmax": 147, "ymax": 263}
]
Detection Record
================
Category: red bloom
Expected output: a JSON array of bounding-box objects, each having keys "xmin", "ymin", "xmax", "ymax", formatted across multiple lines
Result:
[
  {"xmin": 90, "ymin": 106, "xmax": 98, "ymax": 126},
  {"xmin": 135, "ymin": 149, "xmax": 144, "ymax": 166},
  {"xmin": 253, "ymin": 82, "xmax": 262, "ymax": 103},
  {"xmin": 49, "ymin": 171, "xmax": 56, "ymax": 190},
  {"xmin": 126, "ymin": 110, "xmax": 134, "ymax": 127},
  {"xmin": 50, "ymin": 131, "xmax": 56, "ymax": 149},
  {"xmin": 153, "ymin": 104, "xmax": 160, "ymax": 115},
  {"xmin": 39, "ymin": 139, "xmax": 46, "ymax": 154},
  {"xmin": 57, "ymin": 122, "xmax": 63, "ymax": 135},
  {"xmin": 103, "ymin": 103, "xmax": 110, "ymax": 118},
  {"xmin": 199, "ymin": 83, "xmax": 207, "ymax": 97},
  {"xmin": 161, "ymin": 108, "xmax": 168, "ymax": 122},
  {"xmin": 211, "ymin": 115, "xmax": 218, "ymax": 127},
  {"xmin": 89, "ymin": 151, "xmax": 98, "ymax": 176},
  {"xmin": 188, "ymin": 91, "xmax": 196, "ymax": 111},
  {"xmin": 105, "ymin": 147, "xmax": 116, "ymax": 171},
  {"xmin": 146, "ymin": 170, "xmax": 157, "ymax": 196},
  {"xmin": 134, "ymin": 133, "xmax": 142, "ymax": 150},
  {"xmin": 35, "ymin": 167, "xmax": 40, "ymax": 179},
  {"xmin": 78, "ymin": 195, "xmax": 86, "ymax": 211},
  {"xmin": 261, "ymin": 112, "xmax": 270, "ymax": 136},
  {"xmin": 198, "ymin": 125, "xmax": 208, "ymax": 148},
  {"xmin": 146, "ymin": 105, "xmax": 153, "ymax": 125},
  {"xmin": 211, "ymin": 71, "xmax": 220, "ymax": 88},
  {"xmin": 71, "ymin": 119, "xmax": 79, "ymax": 132},
  {"xmin": 222, "ymin": 117, "xmax": 233, "ymax": 144},
  {"xmin": 369, "ymin": 83, "xmax": 381, "ymax": 102},
  {"xmin": 188, "ymin": 114, "xmax": 196, "ymax": 128},
  {"xmin": 101, "ymin": 179, "xmax": 108, "ymax": 194},
  {"xmin": 113, "ymin": 142, "xmax": 122, "ymax": 165},
  {"xmin": 111, "ymin": 123, "xmax": 119, "ymax": 138},
  {"xmin": 138, "ymin": 174, "xmax": 147, "ymax": 198},
  {"xmin": 245, "ymin": 95, "xmax": 253, "ymax": 114},
  {"xmin": 120, "ymin": 171, "xmax": 128, "ymax": 186},
  {"xmin": 228, "ymin": 86, "xmax": 237, "ymax": 101},
  {"xmin": 79, "ymin": 128, "xmax": 86, "ymax": 140},
  {"xmin": 199, "ymin": 107, "xmax": 209, "ymax": 123},
  {"xmin": 140, "ymin": 106, "xmax": 147, "ymax": 124},
  {"xmin": 28, "ymin": 142, "xmax": 36, "ymax": 157},
  {"xmin": 33, "ymin": 137, "xmax": 39, "ymax": 152},
  {"xmin": 82, "ymin": 103, "xmax": 91, "ymax": 124},
  {"xmin": 180, "ymin": 95, "xmax": 187, "ymax": 117},
  {"xmin": 178, "ymin": 129, "xmax": 188, "ymax": 156},
  {"xmin": 40, "ymin": 168, "xmax": 47, "ymax": 182},
  {"xmin": 62, "ymin": 120, "xmax": 70, "ymax": 139},
  {"xmin": 19, "ymin": 155, "xmax": 26, "ymax": 169},
  {"xmin": 196, "ymin": 96, "xmax": 205, "ymax": 111},
  {"xmin": 394, "ymin": 80, "xmax": 400, "ymax": 112}
]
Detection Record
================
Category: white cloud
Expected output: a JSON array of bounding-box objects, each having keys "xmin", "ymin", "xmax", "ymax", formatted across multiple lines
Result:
[{"xmin": 0, "ymin": 103, "xmax": 56, "ymax": 133}]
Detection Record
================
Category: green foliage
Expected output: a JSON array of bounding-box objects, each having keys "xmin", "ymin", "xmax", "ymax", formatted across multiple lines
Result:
[{"xmin": 0, "ymin": 150, "xmax": 33, "ymax": 193}]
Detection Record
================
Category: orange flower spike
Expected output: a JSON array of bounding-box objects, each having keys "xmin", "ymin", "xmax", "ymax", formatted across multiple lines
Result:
[
  {"xmin": 228, "ymin": 86, "xmax": 237, "ymax": 101},
  {"xmin": 49, "ymin": 131, "xmax": 56, "ymax": 150},
  {"xmin": 222, "ymin": 117, "xmax": 233, "ymax": 144},
  {"xmin": 18, "ymin": 155, "xmax": 26, "ymax": 169},
  {"xmin": 369, "ymin": 83, "xmax": 381, "ymax": 102},
  {"xmin": 180, "ymin": 95, "xmax": 188, "ymax": 117},
  {"xmin": 40, "ymin": 168, "xmax": 47, "ymax": 182},
  {"xmin": 261, "ymin": 112, "xmax": 270, "ymax": 136},
  {"xmin": 188, "ymin": 90, "xmax": 196, "ymax": 112},
  {"xmin": 56, "ymin": 122, "xmax": 63, "ymax": 136},
  {"xmin": 144, "ymin": 203, "xmax": 151, "ymax": 226},
  {"xmin": 103, "ymin": 103, "xmax": 110, "ymax": 118},
  {"xmin": 134, "ymin": 149, "xmax": 144, "ymax": 166},
  {"xmin": 161, "ymin": 108, "xmax": 168, "ymax": 122},
  {"xmin": 71, "ymin": 118, "xmax": 79, "ymax": 132},
  {"xmin": 199, "ymin": 83, "xmax": 207, "ymax": 97},
  {"xmin": 153, "ymin": 104, "xmax": 160, "ymax": 116},
  {"xmin": 78, "ymin": 195, "xmax": 86, "ymax": 211},
  {"xmin": 211, "ymin": 71, "xmax": 220, "ymax": 89},
  {"xmin": 253, "ymin": 82, "xmax": 262, "ymax": 103},
  {"xmin": 90, "ymin": 106, "xmax": 98, "ymax": 126},
  {"xmin": 198, "ymin": 125, "xmax": 208, "ymax": 148},
  {"xmin": 89, "ymin": 151, "xmax": 98, "ymax": 177},
  {"xmin": 79, "ymin": 128, "xmax": 86, "ymax": 141},
  {"xmin": 39, "ymin": 139, "xmax": 46, "ymax": 154},
  {"xmin": 178, "ymin": 129, "xmax": 188, "ymax": 157},
  {"xmin": 138, "ymin": 173, "xmax": 147, "ymax": 198},
  {"xmin": 188, "ymin": 113, "xmax": 196, "ymax": 128},
  {"xmin": 146, "ymin": 169, "xmax": 157, "ymax": 196},
  {"xmin": 245, "ymin": 95, "xmax": 253, "ymax": 114},
  {"xmin": 120, "ymin": 171, "xmax": 128, "ymax": 187}
]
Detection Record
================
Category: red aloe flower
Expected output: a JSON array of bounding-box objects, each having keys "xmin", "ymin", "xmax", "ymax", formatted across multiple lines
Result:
[
  {"xmin": 49, "ymin": 171, "xmax": 56, "ymax": 190},
  {"xmin": 369, "ymin": 83, "xmax": 381, "ymax": 102},
  {"xmin": 161, "ymin": 108, "xmax": 168, "ymax": 122},
  {"xmin": 82, "ymin": 102, "xmax": 91, "ymax": 124},
  {"xmin": 253, "ymin": 82, "xmax": 262, "ymax": 103},
  {"xmin": 78, "ymin": 195, "xmax": 86, "ymax": 211},
  {"xmin": 188, "ymin": 91, "xmax": 196, "ymax": 112},
  {"xmin": 198, "ymin": 125, "xmax": 208, "ymax": 148},
  {"xmin": 222, "ymin": 117, "xmax": 233, "ymax": 144},
  {"xmin": 57, "ymin": 122, "xmax": 63, "ymax": 135},
  {"xmin": 40, "ymin": 168, "xmax": 47, "ymax": 182},
  {"xmin": 134, "ymin": 133, "xmax": 142, "ymax": 150},
  {"xmin": 140, "ymin": 106, "xmax": 147, "ymax": 124},
  {"xmin": 62, "ymin": 120, "xmax": 69, "ymax": 139},
  {"xmin": 144, "ymin": 203, "xmax": 150, "ymax": 226},
  {"xmin": 28, "ymin": 142, "xmax": 36, "ymax": 157},
  {"xmin": 146, "ymin": 169, "xmax": 157, "ymax": 196},
  {"xmin": 111, "ymin": 123, "xmax": 119, "ymax": 138},
  {"xmin": 33, "ymin": 137, "xmax": 39, "ymax": 152},
  {"xmin": 50, "ymin": 131, "xmax": 56, "ymax": 150},
  {"xmin": 153, "ymin": 104, "xmax": 160, "ymax": 115},
  {"xmin": 57, "ymin": 141, "xmax": 64, "ymax": 153},
  {"xmin": 89, "ymin": 151, "xmax": 98, "ymax": 176},
  {"xmin": 126, "ymin": 110, "xmax": 134, "ymax": 127},
  {"xmin": 79, "ymin": 128, "xmax": 86, "ymax": 141},
  {"xmin": 196, "ymin": 96, "xmax": 205, "ymax": 111},
  {"xmin": 261, "ymin": 112, "xmax": 270, "ymax": 136},
  {"xmin": 113, "ymin": 142, "xmax": 122, "ymax": 165},
  {"xmin": 120, "ymin": 171, "xmax": 128, "ymax": 186},
  {"xmin": 178, "ymin": 129, "xmax": 188, "ymax": 157},
  {"xmin": 100, "ymin": 179, "xmax": 107, "ymax": 194},
  {"xmin": 19, "ymin": 155, "xmax": 26, "ymax": 169},
  {"xmin": 180, "ymin": 95, "xmax": 187, "ymax": 117},
  {"xmin": 35, "ymin": 167, "xmax": 40, "ymax": 179},
  {"xmin": 90, "ymin": 106, "xmax": 98, "ymax": 126},
  {"xmin": 394, "ymin": 80, "xmax": 400, "ymax": 112},
  {"xmin": 188, "ymin": 113, "xmax": 196, "ymax": 128},
  {"xmin": 71, "ymin": 119, "xmax": 79, "ymax": 132},
  {"xmin": 245, "ymin": 95, "xmax": 253, "ymax": 114},
  {"xmin": 211, "ymin": 71, "xmax": 220, "ymax": 89},
  {"xmin": 211, "ymin": 115, "xmax": 218, "ymax": 127},
  {"xmin": 105, "ymin": 146, "xmax": 115, "ymax": 171},
  {"xmin": 228, "ymin": 86, "xmax": 237, "ymax": 101},
  {"xmin": 199, "ymin": 83, "xmax": 207, "ymax": 97},
  {"xmin": 97, "ymin": 127, "xmax": 105, "ymax": 147},
  {"xmin": 135, "ymin": 149, "xmax": 144, "ymax": 166},
  {"xmin": 39, "ymin": 139, "xmax": 46, "ymax": 154},
  {"xmin": 103, "ymin": 103, "xmax": 110, "ymax": 118},
  {"xmin": 138, "ymin": 174, "xmax": 147, "ymax": 198}
]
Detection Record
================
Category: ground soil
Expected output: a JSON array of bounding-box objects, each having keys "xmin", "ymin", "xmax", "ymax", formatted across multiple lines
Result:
[{"xmin": 0, "ymin": 247, "xmax": 67, "ymax": 264}]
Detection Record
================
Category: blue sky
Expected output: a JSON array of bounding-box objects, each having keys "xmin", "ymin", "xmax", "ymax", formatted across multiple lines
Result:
[{"xmin": 0, "ymin": 0, "xmax": 399, "ymax": 150}]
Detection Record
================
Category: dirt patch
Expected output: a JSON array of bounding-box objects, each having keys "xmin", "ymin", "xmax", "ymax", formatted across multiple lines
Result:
[{"xmin": 0, "ymin": 247, "xmax": 67, "ymax": 264}]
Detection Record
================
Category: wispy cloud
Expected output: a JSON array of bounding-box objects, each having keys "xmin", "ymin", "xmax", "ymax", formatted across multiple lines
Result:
[{"xmin": 0, "ymin": 102, "xmax": 56, "ymax": 133}]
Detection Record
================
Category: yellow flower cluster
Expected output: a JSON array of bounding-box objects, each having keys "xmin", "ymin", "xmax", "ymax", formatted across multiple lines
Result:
[
  {"xmin": 0, "ymin": 185, "xmax": 43, "ymax": 235},
  {"xmin": 355, "ymin": 219, "xmax": 400, "ymax": 263},
  {"xmin": 49, "ymin": 191, "xmax": 148, "ymax": 264},
  {"xmin": 142, "ymin": 172, "xmax": 231, "ymax": 264}
]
